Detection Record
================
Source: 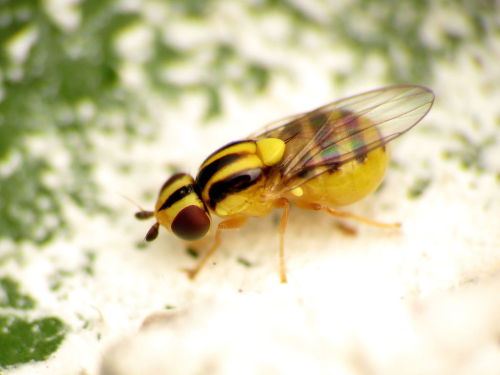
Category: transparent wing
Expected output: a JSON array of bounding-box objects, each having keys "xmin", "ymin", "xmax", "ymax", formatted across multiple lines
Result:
[{"xmin": 250, "ymin": 85, "xmax": 434, "ymax": 193}]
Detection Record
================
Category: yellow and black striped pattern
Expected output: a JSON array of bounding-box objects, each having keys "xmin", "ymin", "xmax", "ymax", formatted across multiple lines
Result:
[
  {"xmin": 139, "ymin": 85, "xmax": 434, "ymax": 244},
  {"xmin": 195, "ymin": 140, "xmax": 275, "ymax": 217},
  {"xmin": 154, "ymin": 173, "xmax": 207, "ymax": 230}
]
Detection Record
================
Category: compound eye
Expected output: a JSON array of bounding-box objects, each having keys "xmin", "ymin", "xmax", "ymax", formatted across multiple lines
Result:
[{"xmin": 171, "ymin": 205, "xmax": 210, "ymax": 241}]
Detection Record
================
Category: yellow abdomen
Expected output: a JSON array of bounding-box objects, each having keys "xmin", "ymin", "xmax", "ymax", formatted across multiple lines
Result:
[{"xmin": 295, "ymin": 147, "xmax": 388, "ymax": 207}]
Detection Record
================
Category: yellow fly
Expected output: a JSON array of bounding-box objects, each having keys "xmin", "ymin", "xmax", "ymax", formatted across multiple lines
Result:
[{"xmin": 136, "ymin": 85, "xmax": 434, "ymax": 282}]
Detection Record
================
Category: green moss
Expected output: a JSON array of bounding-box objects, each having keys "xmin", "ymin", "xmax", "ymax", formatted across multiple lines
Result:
[
  {"xmin": 135, "ymin": 241, "xmax": 148, "ymax": 251},
  {"xmin": 0, "ymin": 278, "xmax": 36, "ymax": 310},
  {"xmin": 47, "ymin": 270, "xmax": 74, "ymax": 292},
  {"xmin": 388, "ymin": 159, "xmax": 404, "ymax": 170},
  {"xmin": 443, "ymin": 132, "xmax": 497, "ymax": 172},
  {"xmin": 47, "ymin": 251, "xmax": 97, "ymax": 292},
  {"xmin": 0, "ymin": 277, "xmax": 66, "ymax": 369},
  {"xmin": 237, "ymin": 257, "xmax": 253, "ymax": 268},
  {"xmin": 0, "ymin": 0, "xmax": 136, "ymax": 245},
  {"xmin": 76, "ymin": 313, "xmax": 91, "ymax": 330},
  {"xmin": 82, "ymin": 250, "xmax": 97, "ymax": 276},
  {"xmin": 408, "ymin": 177, "xmax": 432, "ymax": 199},
  {"xmin": 204, "ymin": 85, "xmax": 223, "ymax": 121},
  {"xmin": 246, "ymin": 63, "xmax": 270, "ymax": 93},
  {"xmin": 167, "ymin": 0, "xmax": 215, "ymax": 18},
  {"xmin": 0, "ymin": 315, "xmax": 66, "ymax": 369},
  {"xmin": 186, "ymin": 247, "xmax": 199, "ymax": 258},
  {"xmin": 374, "ymin": 180, "xmax": 386, "ymax": 194}
]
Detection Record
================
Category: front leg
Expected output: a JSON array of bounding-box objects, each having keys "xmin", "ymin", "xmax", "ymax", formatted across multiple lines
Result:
[{"xmin": 184, "ymin": 215, "xmax": 248, "ymax": 280}]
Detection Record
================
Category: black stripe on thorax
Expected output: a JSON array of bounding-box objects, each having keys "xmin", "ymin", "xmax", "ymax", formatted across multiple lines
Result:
[
  {"xmin": 198, "ymin": 140, "xmax": 251, "ymax": 166},
  {"xmin": 158, "ymin": 184, "xmax": 195, "ymax": 211},
  {"xmin": 196, "ymin": 152, "xmax": 247, "ymax": 193},
  {"xmin": 208, "ymin": 168, "xmax": 263, "ymax": 210}
]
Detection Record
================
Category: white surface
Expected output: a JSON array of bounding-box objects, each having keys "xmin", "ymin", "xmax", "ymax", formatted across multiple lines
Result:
[{"xmin": 4, "ymin": 4, "xmax": 500, "ymax": 375}]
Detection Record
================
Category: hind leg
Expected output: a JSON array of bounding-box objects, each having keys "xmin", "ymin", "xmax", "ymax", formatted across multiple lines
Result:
[{"xmin": 295, "ymin": 201, "xmax": 401, "ymax": 229}]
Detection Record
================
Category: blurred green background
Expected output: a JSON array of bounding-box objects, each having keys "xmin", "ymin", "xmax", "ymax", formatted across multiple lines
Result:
[{"xmin": 0, "ymin": 0, "xmax": 497, "ymax": 245}]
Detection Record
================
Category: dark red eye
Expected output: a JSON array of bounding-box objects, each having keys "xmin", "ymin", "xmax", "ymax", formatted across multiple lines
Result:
[{"xmin": 171, "ymin": 205, "xmax": 210, "ymax": 241}]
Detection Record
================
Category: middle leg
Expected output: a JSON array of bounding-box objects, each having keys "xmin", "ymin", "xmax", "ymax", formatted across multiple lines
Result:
[{"xmin": 274, "ymin": 198, "xmax": 290, "ymax": 283}]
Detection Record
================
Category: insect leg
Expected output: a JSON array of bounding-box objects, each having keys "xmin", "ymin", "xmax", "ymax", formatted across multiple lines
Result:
[
  {"xmin": 325, "ymin": 206, "xmax": 401, "ymax": 228},
  {"xmin": 296, "ymin": 202, "xmax": 401, "ymax": 229},
  {"xmin": 274, "ymin": 198, "xmax": 290, "ymax": 283},
  {"xmin": 184, "ymin": 215, "xmax": 248, "ymax": 280},
  {"xmin": 276, "ymin": 198, "xmax": 290, "ymax": 283}
]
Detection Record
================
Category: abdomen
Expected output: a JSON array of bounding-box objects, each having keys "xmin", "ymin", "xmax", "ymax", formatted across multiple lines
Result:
[{"xmin": 294, "ymin": 146, "xmax": 389, "ymax": 207}]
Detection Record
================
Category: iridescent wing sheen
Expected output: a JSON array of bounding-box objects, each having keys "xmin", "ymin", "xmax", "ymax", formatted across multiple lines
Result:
[{"xmin": 250, "ymin": 85, "xmax": 434, "ymax": 192}]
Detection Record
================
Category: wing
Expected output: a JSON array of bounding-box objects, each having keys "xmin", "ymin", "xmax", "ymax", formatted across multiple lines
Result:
[{"xmin": 250, "ymin": 85, "xmax": 434, "ymax": 193}]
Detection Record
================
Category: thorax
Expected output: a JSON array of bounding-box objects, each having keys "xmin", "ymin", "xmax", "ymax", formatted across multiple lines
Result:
[{"xmin": 195, "ymin": 140, "xmax": 278, "ymax": 218}]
